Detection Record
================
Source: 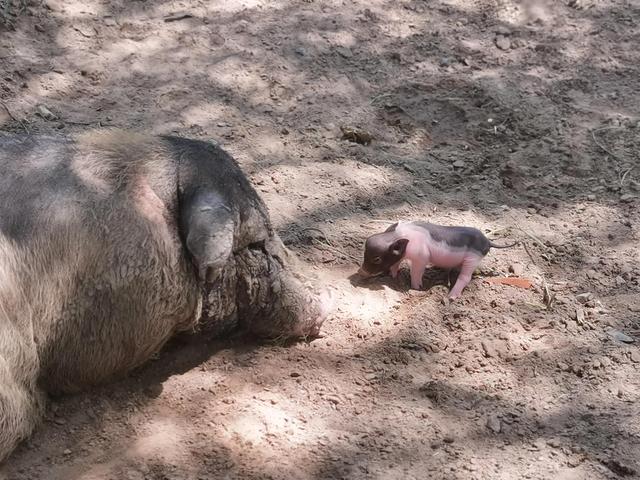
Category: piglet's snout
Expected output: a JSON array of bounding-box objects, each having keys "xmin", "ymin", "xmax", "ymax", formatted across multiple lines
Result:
[{"xmin": 357, "ymin": 267, "xmax": 373, "ymax": 278}]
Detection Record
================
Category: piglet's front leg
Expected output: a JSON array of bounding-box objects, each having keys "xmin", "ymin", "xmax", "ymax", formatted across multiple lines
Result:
[
  {"xmin": 409, "ymin": 262, "xmax": 427, "ymax": 290},
  {"xmin": 389, "ymin": 261, "xmax": 402, "ymax": 279}
]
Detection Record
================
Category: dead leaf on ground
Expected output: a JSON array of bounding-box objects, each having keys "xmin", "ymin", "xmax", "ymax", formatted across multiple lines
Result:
[{"xmin": 484, "ymin": 277, "xmax": 533, "ymax": 289}]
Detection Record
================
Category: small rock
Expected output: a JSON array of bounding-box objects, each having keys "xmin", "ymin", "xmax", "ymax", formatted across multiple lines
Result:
[
  {"xmin": 163, "ymin": 11, "xmax": 194, "ymax": 22},
  {"xmin": 290, "ymin": 372, "xmax": 301, "ymax": 377},
  {"xmin": 621, "ymin": 264, "xmax": 634, "ymax": 275},
  {"xmin": 403, "ymin": 163, "xmax": 416, "ymax": 174},
  {"xmin": 336, "ymin": 47, "xmax": 353, "ymax": 58},
  {"xmin": 587, "ymin": 194, "xmax": 596, "ymax": 201},
  {"xmin": 608, "ymin": 329, "xmax": 634, "ymax": 344},
  {"xmin": 495, "ymin": 25, "xmax": 511, "ymax": 36},
  {"xmin": 495, "ymin": 35, "xmax": 511, "ymax": 50},
  {"xmin": 486, "ymin": 416, "xmax": 502, "ymax": 433},
  {"xmin": 442, "ymin": 435, "xmax": 455, "ymax": 444},
  {"xmin": 481, "ymin": 340, "xmax": 496, "ymax": 358},
  {"xmin": 36, "ymin": 104, "xmax": 57, "ymax": 121},
  {"xmin": 620, "ymin": 194, "xmax": 636, "ymax": 203},
  {"xmin": 123, "ymin": 469, "xmax": 145, "ymax": 480},
  {"xmin": 63, "ymin": 448, "xmax": 72, "ymax": 455},
  {"xmin": 452, "ymin": 160, "xmax": 465, "ymax": 169},
  {"xmin": 576, "ymin": 293, "xmax": 592, "ymax": 304},
  {"xmin": 615, "ymin": 276, "xmax": 626, "ymax": 286},
  {"xmin": 630, "ymin": 351, "xmax": 640, "ymax": 363},
  {"xmin": 325, "ymin": 395, "xmax": 340, "ymax": 405},
  {"xmin": 557, "ymin": 361, "xmax": 570, "ymax": 372},
  {"xmin": 574, "ymin": 308, "xmax": 586, "ymax": 325},
  {"xmin": 567, "ymin": 456, "xmax": 582, "ymax": 468},
  {"xmin": 508, "ymin": 263, "xmax": 524, "ymax": 276},
  {"xmin": 294, "ymin": 47, "xmax": 306, "ymax": 56},
  {"xmin": 54, "ymin": 418, "xmax": 67, "ymax": 426},
  {"xmin": 74, "ymin": 24, "xmax": 97, "ymax": 37},
  {"xmin": 586, "ymin": 269, "xmax": 598, "ymax": 279},
  {"xmin": 547, "ymin": 439, "xmax": 561, "ymax": 448}
]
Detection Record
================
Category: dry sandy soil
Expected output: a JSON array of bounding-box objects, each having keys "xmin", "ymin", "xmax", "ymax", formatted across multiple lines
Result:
[{"xmin": 1, "ymin": 0, "xmax": 639, "ymax": 479}]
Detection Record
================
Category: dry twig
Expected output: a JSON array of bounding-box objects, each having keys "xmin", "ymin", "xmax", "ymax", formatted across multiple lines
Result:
[
  {"xmin": 591, "ymin": 126, "xmax": 624, "ymax": 162},
  {"xmin": 620, "ymin": 167, "xmax": 634, "ymax": 187}
]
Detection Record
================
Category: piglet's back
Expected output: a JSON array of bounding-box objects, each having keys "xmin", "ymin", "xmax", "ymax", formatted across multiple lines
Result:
[{"xmin": 409, "ymin": 221, "xmax": 491, "ymax": 256}]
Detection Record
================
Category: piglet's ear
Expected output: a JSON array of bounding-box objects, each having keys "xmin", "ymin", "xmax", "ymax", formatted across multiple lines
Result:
[{"xmin": 390, "ymin": 238, "xmax": 409, "ymax": 256}]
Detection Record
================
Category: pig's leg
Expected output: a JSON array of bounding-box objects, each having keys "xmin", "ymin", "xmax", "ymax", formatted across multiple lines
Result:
[
  {"xmin": 448, "ymin": 254, "xmax": 482, "ymax": 299},
  {"xmin": 409, "ymin": 261, "xmax": 428, "ymax": 290},
  {"xmin": 0, "ymin": 375, "xmax": 43, "ymax": 462}
]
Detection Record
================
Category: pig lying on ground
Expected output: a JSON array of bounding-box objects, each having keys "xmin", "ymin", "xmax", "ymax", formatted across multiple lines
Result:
[
  {"xmin": 0, "ymin": 128, "xmax": 333, "ymax": 463},
  {"xmin": 358, "ymin": 221, "xmax": 518, "ymax": 298}
]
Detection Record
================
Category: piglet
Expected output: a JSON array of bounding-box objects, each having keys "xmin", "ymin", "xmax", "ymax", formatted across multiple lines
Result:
[{"xmin": 357, "ymin": 221, "xmax": 518, "ymax": 299}]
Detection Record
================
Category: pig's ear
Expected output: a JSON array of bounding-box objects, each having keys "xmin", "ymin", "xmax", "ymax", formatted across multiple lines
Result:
[
  {"xmin": 389, "ymin": 238, "xmax": 409, "ymax": 256},
  {"xmin": 180, "ymin": 189, "xmax": 235, "ymax": 283}
]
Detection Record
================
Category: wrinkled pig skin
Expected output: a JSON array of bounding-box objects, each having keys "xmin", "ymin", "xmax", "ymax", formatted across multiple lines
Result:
[{"xmin": 0, "ymin": 128, "xmax": 331, "ymax": 463}]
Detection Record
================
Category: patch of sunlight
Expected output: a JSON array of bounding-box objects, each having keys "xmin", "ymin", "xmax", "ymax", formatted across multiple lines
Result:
[
  {"xmin": 181, "ymin": 102, "xmax": 230, "ymax": 129},
  {"xmin": 132, "ymin": 417, "xmax": 187, "ymax": 462},
  {"xmin": 207, "ymin": 63, "xmax": 271, "ymax": 101},
  {"xmin": 321, "ymin": 31, "xmax": 357, "ymax": 48},
  {"xmin": 337, "ymin": 283, "xmax": 401, "ymax": 328},
  {"xmin": 203, "ymin": 0, "xmax": 285, "ymax": 13},
  {"xmin": 47, "ymin": 0, "xmax": 105, "ymax": 17},
  {"xmin": 223, "ymin": 401, "xmax": 321, "ymax": 447}
]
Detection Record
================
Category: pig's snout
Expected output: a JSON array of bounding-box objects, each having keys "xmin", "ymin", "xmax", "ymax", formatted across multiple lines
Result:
[
  {"xmin": 296, "ymin": 287, "xmax": 336, "ymax": 339},
  {"xmin": 357, "ymin": 266, "xmax": 374, "ymax": 278}
]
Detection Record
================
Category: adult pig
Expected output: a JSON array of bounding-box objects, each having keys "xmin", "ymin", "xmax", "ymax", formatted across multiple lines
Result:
[{"xmin": 0, "ymin": 128, "xmax": 332, "ymax": 463}]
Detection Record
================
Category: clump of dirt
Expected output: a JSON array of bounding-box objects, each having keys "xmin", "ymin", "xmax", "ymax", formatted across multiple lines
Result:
[{"xmin": 1, "ymin": 0, "xmax": 639, "ymax": 479}]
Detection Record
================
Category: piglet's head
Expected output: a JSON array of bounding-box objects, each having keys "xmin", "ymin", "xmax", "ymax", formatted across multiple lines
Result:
[{"xmin": 357, "ymin": 233, "xmax": 409, "ymax": 278}]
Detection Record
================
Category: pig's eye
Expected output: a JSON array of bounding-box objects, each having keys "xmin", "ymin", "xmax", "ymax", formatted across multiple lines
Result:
[{"xmin": 372, "ymin": 256, "xmax": 382, "ymax": 264}]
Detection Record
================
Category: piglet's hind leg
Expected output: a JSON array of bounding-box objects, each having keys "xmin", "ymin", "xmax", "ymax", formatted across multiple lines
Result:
[{"xmin": 448, "ymin": 255, "xmax": 482, "ymax": 299}]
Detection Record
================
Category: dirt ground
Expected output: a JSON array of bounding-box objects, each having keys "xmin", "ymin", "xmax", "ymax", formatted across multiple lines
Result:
[{"xmin": 0, "ymin": 0, "xmax": 639, "ymax": 478}]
